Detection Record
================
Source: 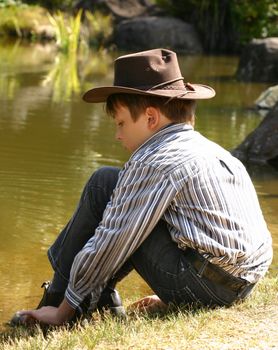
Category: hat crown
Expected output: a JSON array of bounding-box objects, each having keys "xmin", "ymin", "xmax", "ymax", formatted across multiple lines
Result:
[
  {"xmin": 113, "ymin": 49, "xmax": 184, "ymax": 90},
  {"xmin": 82, "ymin": 48, "xmax": 216, "ymax": 103}
]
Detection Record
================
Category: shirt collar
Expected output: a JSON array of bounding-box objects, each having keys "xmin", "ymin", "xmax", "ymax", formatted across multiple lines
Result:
[{"xmin": 131, "ymin": 123, "xmax": 194, "ymax": 158}]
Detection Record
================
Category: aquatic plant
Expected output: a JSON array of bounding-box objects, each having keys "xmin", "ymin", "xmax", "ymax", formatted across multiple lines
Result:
[
  {"xmin": 47, "ymin": 9, "xmax": 83, "ymax": 53},
  {"xmin": 41, "ymin": 9, "xmax": 113, "ymax": 102},
  {"xmin": 85, "ymin": 10, "xmax": 113, "ymax": 48}
]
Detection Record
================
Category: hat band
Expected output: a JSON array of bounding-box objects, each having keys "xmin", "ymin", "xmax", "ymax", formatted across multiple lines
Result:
[
  {"xmin": 117, "ymin": 77, "xmax": 185, "ymax": 91},
  {"xmin": 163, "ymin": 83, "xmax": 197, "ymax": 104},
  {"xmin": 148, "ymin": 77, "xmax": 185, "ymax": 91}
]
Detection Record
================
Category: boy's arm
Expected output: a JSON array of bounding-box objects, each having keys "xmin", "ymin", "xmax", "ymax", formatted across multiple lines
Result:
[{"xmin": 65, "ymin": 161, "xmax": 177, "ymax": 310}]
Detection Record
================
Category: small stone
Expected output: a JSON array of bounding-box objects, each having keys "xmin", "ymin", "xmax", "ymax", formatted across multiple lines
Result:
[{"xmin": 9, "ymin": 311, "xmax": 25, "ymax": 327}]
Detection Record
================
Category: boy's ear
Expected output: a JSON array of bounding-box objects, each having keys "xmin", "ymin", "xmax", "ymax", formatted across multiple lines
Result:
[{"xmin": 145, "ymin": 107, "xmax": 160, "ymax": 129}]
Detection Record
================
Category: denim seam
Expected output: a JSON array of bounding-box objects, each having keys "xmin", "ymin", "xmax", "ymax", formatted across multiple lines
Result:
[
  {"xmin": 47, "ymin": 249, "xmax": 69, "ymax": 282},
  {"xmin": 189, "ymin": 267, "xmax": 232, "ymax": 306},
  {"xmin": 87, "ymin": 185, "xmax": 108, "ymax": 216}
]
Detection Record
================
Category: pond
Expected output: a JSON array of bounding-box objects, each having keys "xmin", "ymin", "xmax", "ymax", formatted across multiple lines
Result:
[{"xmin": 0, "ymin": 41, "xmax": 277, "ymax": 328}]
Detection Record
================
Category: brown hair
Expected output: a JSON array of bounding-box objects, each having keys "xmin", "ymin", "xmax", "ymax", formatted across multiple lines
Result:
[{"xmin": 106, "ymin": 94, "xmax": 196, "ymax": 123}]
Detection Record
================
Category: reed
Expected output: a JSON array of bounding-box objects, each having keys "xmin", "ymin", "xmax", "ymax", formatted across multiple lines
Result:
[
  {"xmin": 47, "ymin": 9, "xmax": 82, "ymax": 53},
  {"xmin": 85, "ymin": 10, "xmax": 113, "ymax": 48}
]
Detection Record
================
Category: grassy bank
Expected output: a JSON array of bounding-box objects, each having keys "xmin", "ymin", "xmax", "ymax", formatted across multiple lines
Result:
[
  {"xmin": 0, "ymin": 5, "xmax": 112, "ymax": 50},
  {"xmin": 0, "ymin": 276, "xmax": 277, "ymax": 350},
  {"xmin": 0, "ymin": 5, "xmax": 50, "ymax": 39}
]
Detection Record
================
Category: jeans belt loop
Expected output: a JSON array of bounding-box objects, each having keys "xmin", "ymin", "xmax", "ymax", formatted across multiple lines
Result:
[
  {"xmin": 196, "ymin": 259, "xmax": 209, "ymax": 278},
  {"xmin": 185, "ymin": 248, "xmax": 254, "ymax": 294}
]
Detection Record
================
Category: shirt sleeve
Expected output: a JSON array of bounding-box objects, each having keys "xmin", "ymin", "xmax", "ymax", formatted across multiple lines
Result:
[{"xmin": 65, "ymin": 161, "xmax": 177, "ymax": 309}]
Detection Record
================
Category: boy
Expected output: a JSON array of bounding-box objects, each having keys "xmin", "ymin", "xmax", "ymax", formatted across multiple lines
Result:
[{"xmin": 12, "ymin": 48, "xmax": 272, "ymax": 326}]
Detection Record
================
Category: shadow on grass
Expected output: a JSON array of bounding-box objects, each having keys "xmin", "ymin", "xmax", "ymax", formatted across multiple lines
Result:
[{"xmin": 0, "ymin": 304, "xmax": 206, "ymax": 346}]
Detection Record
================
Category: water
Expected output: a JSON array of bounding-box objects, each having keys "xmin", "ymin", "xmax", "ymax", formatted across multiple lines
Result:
[{"xmin": 0, "ymin": 42, "xmax": 277, "ymax": 327}]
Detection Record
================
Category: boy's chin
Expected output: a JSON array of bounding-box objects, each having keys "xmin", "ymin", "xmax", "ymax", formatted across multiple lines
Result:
[{"xmin": 122, "ymin": 144, "xmax": 134, "ymax": 153}]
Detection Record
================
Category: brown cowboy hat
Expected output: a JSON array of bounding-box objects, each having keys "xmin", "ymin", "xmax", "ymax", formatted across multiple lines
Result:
[{"xmin": 83, "ymin": 48, "xmax": 215, "ymax": 103}]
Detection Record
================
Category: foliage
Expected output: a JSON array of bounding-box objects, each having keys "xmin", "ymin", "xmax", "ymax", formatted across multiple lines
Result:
[
  {"xmin": 47, "ymin": 9, "xmax": 113, "ymax": 52},
  {"xmin": 232, "ymin": 0, "xmax": 278, "ymax": 41},
  {"xmin": 155, "ymin": 0, "xmax": 278, "ymax": 53},
  {"xmin": 0, "ymin": 5, "xmax": 49, "ymax": 38},
  {"xmin": 47, "ymin": 10, "xmax": 82, "ymax": 53},
  {"xmin": 84, "ymin": 10, "xmax": 113, "ymax": 48},
  {"xmin": 0, "ymin": 0, "xmax": 25, "ymax": 8},
  {"xmin": 0, "ymin": 4, "xmax": 113, "ymax": 52}
]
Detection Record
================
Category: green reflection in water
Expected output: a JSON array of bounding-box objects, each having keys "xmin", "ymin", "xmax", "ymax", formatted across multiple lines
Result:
[
  {"xmin": 41, "ymin": 47, "xmax": 113, "ymax": 103},
  {"xmin": 41, "ymin": 10, "xmax": 107, "ymax": 102},
  {"xmin": 0, "ymin": 40, "xmax": 113, "ymax": 103},
  {"xmin": 42, "ymin": 51, "xmax": 81, "ymax": 102},
  {"xmin": 0, "ymin": 41, "xmax": 24, "ymax": 99},
  {"xmin": 0, "ymin": 43, "xmax": 277, "ymax": 328}
]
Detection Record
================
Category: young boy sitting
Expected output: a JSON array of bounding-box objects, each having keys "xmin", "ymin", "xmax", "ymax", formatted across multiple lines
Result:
[{"xmin": 11, "ymin": 48, "xmax": 272, "ymax": 326}]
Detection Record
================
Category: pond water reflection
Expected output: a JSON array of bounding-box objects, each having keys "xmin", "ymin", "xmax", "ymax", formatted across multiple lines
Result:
[{"xmin": 0, "ymin": 41, "xmax": 277, "ymax": 328}]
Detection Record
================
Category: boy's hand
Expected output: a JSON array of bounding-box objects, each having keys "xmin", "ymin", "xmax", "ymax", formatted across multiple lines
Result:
[
  {"xmin": 128, "ymin": 295, "xmax": 168, "ymax": 313},
  {"xmin": 18, "ymin": 299, "xmax": 76, "ymax": 326}
]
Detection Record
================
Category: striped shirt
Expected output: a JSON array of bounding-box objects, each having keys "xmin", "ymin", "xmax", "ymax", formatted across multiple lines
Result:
[{"xmin": 65, "ymin": 123, "xmax": 273, "ymax": 309}]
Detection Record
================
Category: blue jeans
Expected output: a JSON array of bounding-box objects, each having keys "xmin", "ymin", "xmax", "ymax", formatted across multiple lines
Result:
[{"xmin": 48, "ymin": 167, "xmax": 254, "ymax": 307}]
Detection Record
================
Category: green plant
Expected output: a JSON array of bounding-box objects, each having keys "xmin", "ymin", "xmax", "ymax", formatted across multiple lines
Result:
[
  {"xmin": 0, "ymin": 0, "xmax": 27, "ymax": 36},
  {"xmin": 268, "ymin": 3, "xmax": 278, "ymax": 36},
  {"xmin": 85, "ymin": 10, "xmax": 113, "ymax": 48},
  {"xmin": 0, "ymin": 6, "xmax": 46, "ymax": 38},
  {"xmin": 232, "ymin": 0, "xmax": 278, "ymax": 41},
  {"xmin": 155, "ymin": 0, "xmax": 278, "ymax": 53},
  {"xmin": 47, "ymin": 9, "xmax": 82, "ymax": 53},
  {"xmin": 0, "ymin": 0, "xmax": 25, "ymax": 8}
]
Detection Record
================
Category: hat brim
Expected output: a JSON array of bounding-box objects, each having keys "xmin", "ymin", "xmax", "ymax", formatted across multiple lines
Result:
[{"xmin": 83, "ymin": 84, "xmax": 215, "ymax": 103}]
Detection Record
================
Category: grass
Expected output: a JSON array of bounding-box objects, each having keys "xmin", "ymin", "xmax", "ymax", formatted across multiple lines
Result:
[
  {"xmin": 0, "ymin": 5, "xmax": 113, "ymax": 51},
  {"xmin": 0, "ymin": 5, "xmax": 50, "ymax": 39},
  {"xmin": 0, "ymin": 276, "xmax": 277, "ymax": 349}
]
